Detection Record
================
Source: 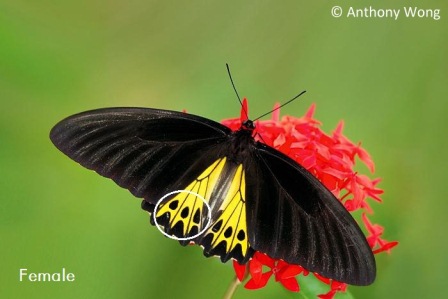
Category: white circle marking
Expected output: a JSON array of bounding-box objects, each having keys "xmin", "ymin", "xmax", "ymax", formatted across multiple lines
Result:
[{"xmin": 152, "ymin": 190, "xmax": 212, "ymax": 241}]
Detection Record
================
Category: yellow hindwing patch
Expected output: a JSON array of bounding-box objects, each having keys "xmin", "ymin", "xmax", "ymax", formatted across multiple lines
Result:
[
  {"xmin": 155, "ymin": 158, "xmax": 226, "ymax": 235},
  {"xmin": 205, "ymin": 164, "xmax": 248, "ymax": 256},
  {"xmin": 155, "ymin": 157, "xmax": 249, "ymax": 259}
]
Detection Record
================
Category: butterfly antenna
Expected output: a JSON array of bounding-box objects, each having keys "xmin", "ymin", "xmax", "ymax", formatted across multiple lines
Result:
[
  {"xmin": 253, "ymin": 90, "xmax": 307, "ymax": 121},
  {"xmin": 226, "ymin": 63, "xmax": 249, "ymax": 120}
]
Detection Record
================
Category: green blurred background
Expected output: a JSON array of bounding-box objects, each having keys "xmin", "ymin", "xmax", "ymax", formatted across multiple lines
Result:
[{"xmin": 1, "ymin": 1, "xmax": 446, "ymax": 298}]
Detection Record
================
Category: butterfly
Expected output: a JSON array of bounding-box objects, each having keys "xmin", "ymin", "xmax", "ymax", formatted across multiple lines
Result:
[{"xmin": 49, "ymin": 104, "xmax": 376, "ymax": 286}]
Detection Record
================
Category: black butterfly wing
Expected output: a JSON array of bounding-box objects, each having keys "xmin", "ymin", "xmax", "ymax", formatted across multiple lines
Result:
[
  {"xmin": 50, "ymin": 107, "xmax": 231, "ymax": 202},
  {"xmin": 50, "ymin": 108, "xmax": 254, "ymax": 263},
  {"xmin": 246, "ymin": 142, "xmax": 376, "ymax": 286}
]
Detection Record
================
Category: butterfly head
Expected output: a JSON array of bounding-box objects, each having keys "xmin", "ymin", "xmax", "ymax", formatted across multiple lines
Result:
[{"xmin": 242, "ymin": 119, "xmax": 255, "ymax": 132}]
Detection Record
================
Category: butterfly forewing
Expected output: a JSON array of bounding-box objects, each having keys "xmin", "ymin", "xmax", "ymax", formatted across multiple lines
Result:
[{"xmin": 50, "ymin": 108, "xmax": 230, "ymax": 200}]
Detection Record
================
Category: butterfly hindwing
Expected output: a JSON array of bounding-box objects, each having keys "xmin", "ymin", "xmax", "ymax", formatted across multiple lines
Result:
[
  {"xmin": 199, "ymin": 162, "xmax": 251, "ymax": 262},
  {"xmin": 151, "ymin": 156, "xmax": 252, "ymax": 263},
  {"xmin": 153, "ymin": 158, "xmax": 226, "ymax": 242},
  {"xmin": 244, "ymin": 143, "xmax": 376, "ymax": 286}
]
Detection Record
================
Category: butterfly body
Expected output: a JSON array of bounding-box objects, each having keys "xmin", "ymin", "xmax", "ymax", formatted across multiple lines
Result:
[{"xmin": 50, "ymin": 107, "xmax": 376, "ymax": 286}]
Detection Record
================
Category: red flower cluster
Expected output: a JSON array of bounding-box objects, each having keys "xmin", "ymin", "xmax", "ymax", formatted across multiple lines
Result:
[
  {"xmin": 222, "ymin": 99, "xmax": 398, "ymax": 298},
  {"xmin": 234, "ymin": 252, "xmax": 307, "ymax": 292}
]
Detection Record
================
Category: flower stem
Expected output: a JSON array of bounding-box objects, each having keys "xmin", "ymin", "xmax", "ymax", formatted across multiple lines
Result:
[{"xmin": 222, "ymin": 275, "xmax": 241, "ymax": 299}]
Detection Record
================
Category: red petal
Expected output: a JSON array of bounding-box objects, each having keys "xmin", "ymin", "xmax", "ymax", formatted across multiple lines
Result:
[
  {"xmin": 321, "ymin": 167, "xmax": 349, "ymax": 180},
  {"xmin": 244, "ymin": 272, "xmax": 273, "ymax": 289},
  {"xmin": 273, "ymin": 133, "xmax": 286, "ymax": 148},
  {"xmin": 330, "ymin": 280, "xmax": 347, "ymax": 292},
  {"xmin": 240, "ymin": 98, "xmax": 248, "ymax": 121},
  {"xmin": 318, "ymin": 134, "xmax": 334, "ymax": 150},
  {"xmin": 362, "ymin": 214, "xmax": 383, "ymax": 236},
  {"xmin": 319, "ymin": 173, "xmax": 339, "ymax": 192},
  {"xmin": 272, "ymin": 103, "xmax": 280, "ymax": 121},
  {"xmin": 343, "ymin": 199, "xmax": 357, "ymax": 212},
  {"xmin": 305, "ymin": 104, "xmax": 316, "ymax": 118},
  {"xmin": 221, "ymin": 118, "xmax": 242, "ymax": 131},
  {"xmin": 249, "ymin": 256, "xmax": 264, "ymax": 284},
  {"xmin": 333, "ymin": 121, "xmax": 344, "ymax": 137},
  {"xmin": 277, "ymin": 137, "xmax": 293, "ymax": 155},
  {"xmin": 373, "ymin": 241, "xmax": 399, "ymax": 254},
  {"xmin": 356, "ymin": 144, "xmax": 375, "ymax": 173},
  {"xmin": 279, "ymin": 265, "xmax": 304, "ymax": 279},
  {"xmin": 233, "ymin": 260, "xmax": 246, "ymax": 282},
  {"xmin": 253, "ymin": 252, "xmax": 275, "ymax": 268},
  {"xmin": 313, "ymin": 272, "xmax": 331, "ymax": 284},
  {"xmin": 280, "ymin": 277, "xmax": 300, "ymax": 292},
  {"xmin": 299, "ymin": 152, "xmax": 317, "ymax": 169},
  {"xmin": 318, "ymin": 290, "xmax": 337, "ymax": 299}
]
